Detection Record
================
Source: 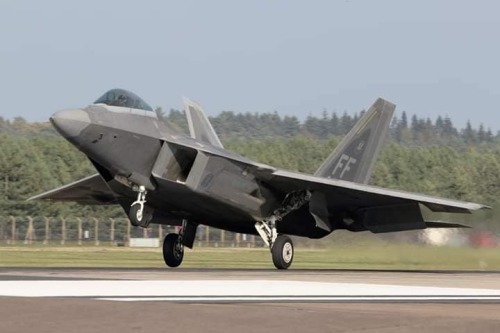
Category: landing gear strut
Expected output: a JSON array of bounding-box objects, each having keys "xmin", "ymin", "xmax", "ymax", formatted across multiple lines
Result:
[
  {"xmin": 129, "ymin": 185, "xmax": 153, "ymax": 227},
  {"xmin": 255, "ymin": 190, "xmax": 310, "ymax": 270}
]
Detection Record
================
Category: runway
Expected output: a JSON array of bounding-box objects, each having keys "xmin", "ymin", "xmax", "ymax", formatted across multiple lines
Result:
[
  {"xmin": 3, "ymin": 279, "xmax": 500, "ymax": 303},
  {"xmin": 1, "ymin": 268, "xmax": 500, "ymax": 332}
]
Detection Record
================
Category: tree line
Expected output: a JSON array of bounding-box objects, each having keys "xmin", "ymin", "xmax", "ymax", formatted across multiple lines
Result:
[
  {"xmin": 156, "ymin": 108, "xmax": 498, "ymax": 149},
  {"xmin": 1, "ymin": 108, "xmax": 497, "ymax": 147}
]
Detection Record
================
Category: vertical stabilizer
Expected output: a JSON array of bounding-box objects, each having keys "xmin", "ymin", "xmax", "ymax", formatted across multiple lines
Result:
[
  {"xmin": 183, "ymin": 97, "xmax": 224, "ymax": 148},
  {"xmin": 314, "ymin": 98, "xmax": 395, "ymax": 184}
]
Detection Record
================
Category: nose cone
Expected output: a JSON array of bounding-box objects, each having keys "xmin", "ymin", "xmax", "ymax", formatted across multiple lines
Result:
[{"xmin": 50, "ymin": 109, "xmax": 91, "ymax": 138}]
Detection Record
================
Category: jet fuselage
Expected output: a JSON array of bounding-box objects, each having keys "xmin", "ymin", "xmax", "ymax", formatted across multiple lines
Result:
[
  {"xmin": 37, "ymin": 90, "xmax": 488, "ymax": 269},
  {"xmin": 51, "ymin": 102, "xmax": 286, "ymax": 235}
]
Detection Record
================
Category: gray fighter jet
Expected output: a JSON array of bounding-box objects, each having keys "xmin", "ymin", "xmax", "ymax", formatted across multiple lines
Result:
[{"xmin": 30, "ymin": 89, "xmax": 488, "ymax": 269}]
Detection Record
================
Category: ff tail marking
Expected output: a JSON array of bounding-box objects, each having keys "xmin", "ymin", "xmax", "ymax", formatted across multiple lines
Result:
[{"xmin": 314, "ymin": 98, "xmax": 395, "ymax": 184}]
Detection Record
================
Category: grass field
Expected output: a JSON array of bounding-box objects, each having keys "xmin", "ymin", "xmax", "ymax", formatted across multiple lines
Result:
[{"xmin": 1, "ymin": 243, "xmax": 499, "ymax": 270}]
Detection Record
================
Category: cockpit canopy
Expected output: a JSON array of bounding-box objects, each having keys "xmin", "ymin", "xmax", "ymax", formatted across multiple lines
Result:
[{"xmin": 94, "ymin": 89, "xmax": 153, "ymax": 111}]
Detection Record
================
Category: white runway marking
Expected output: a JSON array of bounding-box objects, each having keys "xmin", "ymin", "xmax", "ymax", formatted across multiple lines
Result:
[
  {"xmin": 99, "ymin": 296, "xmax": 500, "ymax": 302},
  {"xmin": 1, "ymin": 280, "xmax": 500, "ymax": 302}
]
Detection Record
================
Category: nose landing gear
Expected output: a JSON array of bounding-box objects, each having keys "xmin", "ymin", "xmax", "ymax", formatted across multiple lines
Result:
[{"xmin": 129, "ymin": 185, "xmax": 153, "ymax": 227}]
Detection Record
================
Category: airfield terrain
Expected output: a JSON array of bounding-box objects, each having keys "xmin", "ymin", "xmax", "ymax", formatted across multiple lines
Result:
[
  {"xmin": 1, "ymin": 268, "xmax": 500, "ymax": 333},
  {"xmin": 1, "ymin": 247, "xmax": 500, "ymax": 332}
]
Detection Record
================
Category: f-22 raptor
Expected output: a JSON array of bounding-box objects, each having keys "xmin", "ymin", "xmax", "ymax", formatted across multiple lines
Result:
[{"xmin": 31, "ymin": 89, "xmax": 488, "ymax": 269}]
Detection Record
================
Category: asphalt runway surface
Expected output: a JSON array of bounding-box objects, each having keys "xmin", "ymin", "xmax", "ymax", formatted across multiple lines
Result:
[{"xmin": 1, "ymin": 268, "xmax": 500, "ymax": 333}]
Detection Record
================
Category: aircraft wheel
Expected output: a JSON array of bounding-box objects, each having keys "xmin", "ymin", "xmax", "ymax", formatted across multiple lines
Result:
[
  {"xmin": 163, "ymin": 233, "xmax": 184, "ymax": 268},
  {"xmin": 129, "ymin": 204, "xmax": 153, "ymax": 227},
  {"xmin": 271, "ymin": 235, "xmax": 294, "ymax": 270}
]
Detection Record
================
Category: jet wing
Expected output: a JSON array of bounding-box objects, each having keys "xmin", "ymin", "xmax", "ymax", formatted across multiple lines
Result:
[
  {"xmin": 263, "ymin": 169, "xmax": 488, "ymax": 214},
  {"xmin": 28, "ymin": 174, "xmax": 118, "ymax": 205}
]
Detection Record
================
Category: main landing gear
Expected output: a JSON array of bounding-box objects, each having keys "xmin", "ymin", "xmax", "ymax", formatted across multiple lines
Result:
[
  {"xmin": 255, "ymin": 216, "xmax": 294, "ymax": 269},
  {"xmin": 162, "ymin": 220, "xmax": 191, "ymax": 268},
  {"xmin": 272, "ymin": 234, "xmax": 294, "ymax": 270},
  {"xmin": 255, "ymin": 191, "xmax": 310, "ymax": 270},
  {"xmin": 162, "ymin": 233, "xmax": 184, "ymax": 267}
]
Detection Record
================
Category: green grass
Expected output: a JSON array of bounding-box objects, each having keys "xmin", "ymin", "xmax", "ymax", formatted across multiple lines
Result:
[{"xmin": 1, "ymin": 243, "xmax": 499, "ymax": 270}]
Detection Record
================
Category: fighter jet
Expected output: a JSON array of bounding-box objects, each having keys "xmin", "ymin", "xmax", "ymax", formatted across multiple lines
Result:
[{"xmin": 30, "ymin": 89, "xmax": 488, "ymax": 269}]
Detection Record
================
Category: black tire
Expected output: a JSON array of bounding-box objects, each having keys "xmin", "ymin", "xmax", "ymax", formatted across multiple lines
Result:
[
  {"xmin": 163, "ymin": 233, "xmax": 184, "ymax": 268},
  {"xmin": 128, "ymin": 204, "xmax": 152, "ymax": 227},
  {"xmin": 271, "ymin": 235, "xmax": 294, "ymax": 270},
  {"xmin": 128, "ymin": 205, "xmax": 142, "ymax": 226}
]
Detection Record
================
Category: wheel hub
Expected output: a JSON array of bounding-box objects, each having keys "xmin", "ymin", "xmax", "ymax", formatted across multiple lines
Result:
[
  {"xmin": 136, "ymin": 208, "xmax": 143, "ymax": 221},
  {"xmin": 174, "ymin": 240, "xmax": 184, "ymax": 260},
  {"xmin": 282, "ymin": 242, "xmax": 293, "ymax": 263}
]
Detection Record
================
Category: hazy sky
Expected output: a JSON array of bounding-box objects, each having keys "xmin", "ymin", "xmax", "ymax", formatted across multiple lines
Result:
[{"xmin": 1, "ymin": 0, "xmax": 499, "ymax": 129}]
